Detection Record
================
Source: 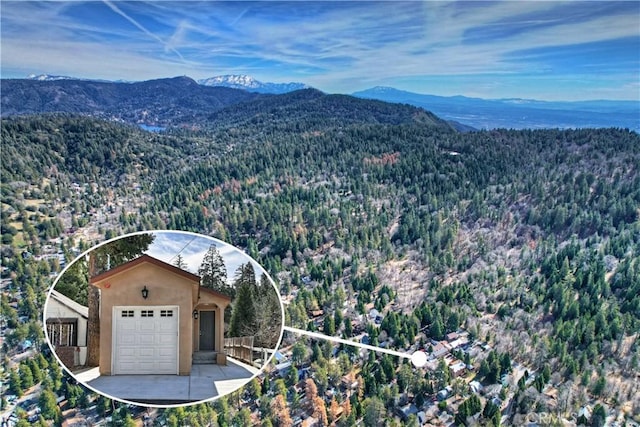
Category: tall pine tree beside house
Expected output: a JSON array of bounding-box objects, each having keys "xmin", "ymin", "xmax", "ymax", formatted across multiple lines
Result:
[
  {"xmin": 198, "ymin": 244, "xmax": 231, "ymax": 296},
  {"xmin": 229, "ymin": 263, "xmax": 257, "ymax": 338},
  {"xmin": 173, "ymin": 254, "xmax": 187, "ymax": 270},
  {"xmin": 198, "ymin": 244, "xmax": 234, "ymax": 321},
  {"xmin": 253, "ymin": 273, "xmax": 283, "ymax": 348}
]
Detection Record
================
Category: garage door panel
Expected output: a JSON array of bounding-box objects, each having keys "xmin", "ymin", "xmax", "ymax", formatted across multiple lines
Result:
[
  {"xmin": 117, "ymin": 348, "xmax": 136, "ymax": 357},
  {"xmin": 118, "ymin": 334, "xmax": 136, "ymax": 345},
  {"xmin": 158, "ymin": 347, "xmax": 175, "ymax": 357},
  {"xmin": 120, "ymin": 322, "xmax": 136, "ymax": 331},
  {"xmin": 158, "ymin": 335, "xmax": 175, "ymax": 345},
  {"xmin": 113, "ymin": 306, "xmax": 178, "ymax": 375},
  {"xmin": 140, "ymin": 322, "xmax": 155, "ymax": 332},
  {"xmin": 139, "ymin": 334, "xmax": 155, "ymax": 345},
  {"xmin": 117, "ymin": 358, "xmax": 137, "ymax": 367},
  {"xmin": 141, "ymin": 348, "xmax": 156, "ymax": 357},
  {"xmin": 157, "ymin": 363, "xmax": 174, "ymax": 371}
]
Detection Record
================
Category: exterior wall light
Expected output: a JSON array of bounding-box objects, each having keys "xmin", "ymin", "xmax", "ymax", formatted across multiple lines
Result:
[
  {"xmin": 141, "ymin": 286, "xmax": 149, "ymax": 299},
  {"xmin": 193, "ymin": 310, "xmax": 199, "ymax": 320}
]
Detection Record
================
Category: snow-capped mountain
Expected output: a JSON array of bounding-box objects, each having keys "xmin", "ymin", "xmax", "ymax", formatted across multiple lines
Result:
[
  {"xmin": 197, "ymin": 75, "xmax": 309, "ymax": 94},
  {"xmin": 26, "ymin": 73, "xmax": 79, "ymax": 81}
]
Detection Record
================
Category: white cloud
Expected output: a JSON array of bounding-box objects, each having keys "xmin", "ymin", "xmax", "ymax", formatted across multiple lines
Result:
[
  {"xmin": 144, "ymin": 231, "xmax": 268, "ymax": 286},
  {"xmin": 1, "ymin": 1, "xmax": 637, "ymax": 99}
]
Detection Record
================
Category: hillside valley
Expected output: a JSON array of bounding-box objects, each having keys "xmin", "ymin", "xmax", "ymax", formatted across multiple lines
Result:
[{"xmin": 1, "ymin": 91, "xmax": 639, "ymax": 426}]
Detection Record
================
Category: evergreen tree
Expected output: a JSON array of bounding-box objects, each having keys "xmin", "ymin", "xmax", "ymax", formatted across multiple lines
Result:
[
  {"xmin": 291, "ymin": 341, "xmax": 308, "ymax": 364},
  {"xmin": 323, "ymin": 314, "xmax": 336, "ymax": 335},
  {"xmin": 198, "ymin": 244, "xmax": 231, "ymax": 296},
  {"xmin": 8, "ymin": 368, "xmax": 23, "ymax": 397},
  {"xmin": 229, "ymin": 263, "xmax": 257, "ymax": 337},
  {"xmin": 287, "ymin": 366, "xmax": 299, "ymax": 387},
  {"xmin": 591, "ymin": 404, "xmax": 606, "ymax": 427},
  {"xmin": 96, "ymin": 395, "xmax": 111, "ymax": 417},
  {"xmin": 483, "ymin": 400, "xmax": 501, "ymax": 425},
  {"xmin": 262, "ymin": 375, "xmax": 271, "ymax": 395},
  {"xmin": 232, "ymin": 408, "xmax": 252, "ymax": 427},
  {"xmin": 362, "ymin": 397, "xmax": 385, "ymax": 427},
  {"xmin": 253, "ymin": 273, "xmax": 283, "ymax": 348},
  {"xmin": 38, "ymin": 389, "xmax": 60, "ymax": 422},
  {"xmin": 28, "ymin": 358, "xmax": 43, "ymax": 383},
  {"xmin": 343, "ymin": 317, "xmax": 354, "ymax": 337},
  {"xmin": 173, "ymin": 254, "xmax": 188, "ymax": 270},
  {"xmin": 36, "ymin": 353, "xmax": 49, "ymax": 370},
  {"xmin": 247, "ymin": 377, "xmax": 262, "ymax": 400},
  {"xmin": 19, "ymin": 363, "xmax": 34, "ymax": 389},
  {"xmin": 55, "ymin": 259, "xmax": 88, "ymax": 305},
  {"xmin": 48, "ymin": 355, "xmax": 63, "ymax": 392},
  {"xmin": 430, "ymin": 316, "xmax": 445, "ymax": 340}
]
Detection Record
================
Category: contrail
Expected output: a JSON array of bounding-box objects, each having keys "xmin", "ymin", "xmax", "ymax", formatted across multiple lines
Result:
[
  {"xmin": 102, "ymin": 0, "xmax": 185, "ymax": 61},
  {"xmin": 230, "ymin": 6, "xmax": 250, "ymax": 27}
]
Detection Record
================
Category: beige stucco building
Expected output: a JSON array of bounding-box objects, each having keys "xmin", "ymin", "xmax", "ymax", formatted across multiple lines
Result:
[{"xmin": 90, "ymin": 254, "xmax": 231, "ymax": 376}]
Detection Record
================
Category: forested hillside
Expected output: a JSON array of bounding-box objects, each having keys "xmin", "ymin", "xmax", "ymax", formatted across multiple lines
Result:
[
  {"xmin": 0, "ymin": 77, "xmax": 259, "ymax": 125},
  {"xmin": 1, "ymin": 92, "xmax": 639, "ymax": 426}
]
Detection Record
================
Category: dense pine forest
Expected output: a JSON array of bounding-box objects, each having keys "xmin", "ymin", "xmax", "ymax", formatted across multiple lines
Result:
[{"xmin": 1, "ymin": 90, "xmax": 639, "ymax": 426}]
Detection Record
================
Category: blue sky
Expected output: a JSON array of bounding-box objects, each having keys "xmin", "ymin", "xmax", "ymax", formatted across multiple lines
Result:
[
  {"xmin": 143, "ymin": 230, "xmax": 269, "ymax": 285},
  {"xmin": 1, "ymin": 1, "xmax": 638, "ymax": 100}
]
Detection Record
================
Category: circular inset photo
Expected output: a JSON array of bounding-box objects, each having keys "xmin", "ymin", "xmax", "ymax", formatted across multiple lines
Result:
[{"xmin": 43, "ymin": 230, "xmax": 284, "ymax": 407}]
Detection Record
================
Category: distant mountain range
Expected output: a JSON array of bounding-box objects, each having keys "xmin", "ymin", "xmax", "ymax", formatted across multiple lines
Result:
[
  {"xmin": 8, "ymin": 74, "xmax": 639, "ymax": 131},
  {"xmin": 27, "ymin": 73, "xmax": 78, "ymax": 81},
  {"xmin": 2, "ymin": 76, "xmax": 259, "ymax": 125},
  {"xmin": 25, "ymin": 73, "xmax": 309, "ymax": 94},
  {"xmin": 26, "ymin": 73, "xmax": 131, "ymax": 84},
  {"xmin": 198, "ymin": 74, "xmax": 309, "ymax": 94},
  {"xmin": 353, "ymin": 86, "xmax": 640, "ymax": 132},
  {"xmin": 2, "ymin": 77, "xmax": 454, "ymax": 132}
]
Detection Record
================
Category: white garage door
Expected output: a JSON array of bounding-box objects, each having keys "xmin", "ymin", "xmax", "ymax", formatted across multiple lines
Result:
[{"xmin": 112, "ymin": 306, "xmax": 179, "ymax": 375}]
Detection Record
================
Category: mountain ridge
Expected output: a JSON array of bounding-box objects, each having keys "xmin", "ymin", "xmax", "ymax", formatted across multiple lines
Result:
[
  {"xmin": 353, "ymin": 86, "xmax": 640, "ymax": 131},
  {"xmin": 361, "ymin": 86, "xmax": 640, "ymax": 106},
  {"xmin": 1, "ymin": 76, "xmax": 260, "ymax": 125},
  {"xmin": 197, "ymin": 74, "xmax": 309, "ymax": 94},
  {"xmin": 0, "ymin": 78, "xmax": 456, "ymax": 132},
  {"xmin": 202, "ymin": 88, "xmax": 455, "ymax": 132},
  {"xmin": 5, "ymin": 75, "xmax": 637, "ymax": 131}
]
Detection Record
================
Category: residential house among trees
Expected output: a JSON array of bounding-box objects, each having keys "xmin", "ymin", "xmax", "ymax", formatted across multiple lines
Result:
[
  {"xmin": 89, "ymin": 254, "xmax": 231, "ymax": 375},
  {"xmin": 45, "ymin": 289, "xmax": 89, "ymax": 368}
]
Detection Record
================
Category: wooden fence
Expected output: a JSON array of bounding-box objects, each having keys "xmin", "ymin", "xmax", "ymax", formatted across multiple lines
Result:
[{"xmin": 224, "ymin": 336, "xmax": 254, "ymax": 364}]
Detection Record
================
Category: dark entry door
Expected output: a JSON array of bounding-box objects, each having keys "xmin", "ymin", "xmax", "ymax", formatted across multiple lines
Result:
[{"xmin": 200, "ymin": 311, "xmax": 215, "ymax": 351}]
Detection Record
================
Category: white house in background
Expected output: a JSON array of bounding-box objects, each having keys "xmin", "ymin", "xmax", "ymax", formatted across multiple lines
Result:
[
  {"xmin": 450, "ymin": 360, "xmax": 467, "ymax": 378},
  {"xmin": 45, "ymin": 289, "xmax": 89, "ymax": 367},
  {"xmin": 470, "ymin": 380, "xmax": 483, "ymax": 394}
]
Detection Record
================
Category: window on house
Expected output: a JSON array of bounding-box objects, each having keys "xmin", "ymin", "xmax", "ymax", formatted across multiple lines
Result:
[
  {"xmin": 160, "ymin": 310, "xmax": 173, "ymax": 317},
  {"xmin": 46, "ymin": 319, "xmax": 78, "ymax": 347},
  {"xmin": 121, "ymin": 310, "xmax": 134, "ymax": 317},
  {"xmin": 141, "ymin": 310, "xmax": 154, "ymax": 317}
]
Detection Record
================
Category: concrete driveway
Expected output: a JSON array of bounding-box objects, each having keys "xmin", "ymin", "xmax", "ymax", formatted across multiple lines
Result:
[{"xmin": 74, "ymin": 358, "xmax": 260, "ymax": 405}]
